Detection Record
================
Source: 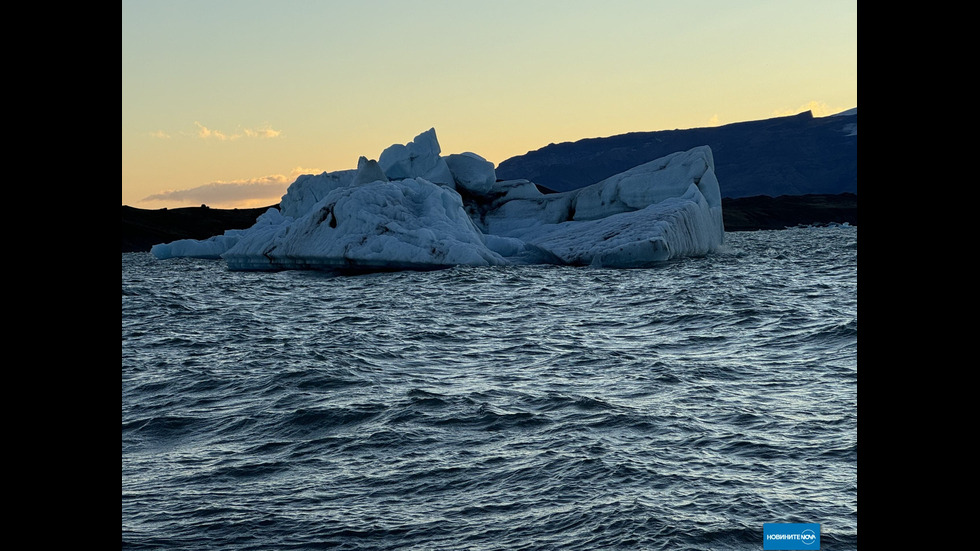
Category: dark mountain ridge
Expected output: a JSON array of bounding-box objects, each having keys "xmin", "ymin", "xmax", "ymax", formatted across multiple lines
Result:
[
  {"xmin": 495, "ymin": 110, "xmax": 857, "ymax": 198},
  {"xmin": 122, "ymin": 205, "xmax": 277, "ymax": 254}
]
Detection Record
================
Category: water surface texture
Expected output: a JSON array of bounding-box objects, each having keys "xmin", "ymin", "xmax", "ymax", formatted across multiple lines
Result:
[{"xmin": 122, "ymin": 225, "xmax": 857, "ymax": 550}]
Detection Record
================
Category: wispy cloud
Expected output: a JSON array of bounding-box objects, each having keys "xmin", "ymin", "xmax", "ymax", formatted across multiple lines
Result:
[
  {"xmin": 244, "ymin": 127, "xmax": 282, "ymax": 139},
  {"xmin": 149, "ymin": 130, "xmax": 171, "ymax": 139},
  {"xmin": 195, "ymin": 121, "xmax": 231, "ymax": 140},
  {"xmin": 140, "ymin": 175, "xmax": 292, "ymax": 209},
  {"xmin": 194, "ymin": 121, "xmax": 283, "ymax": 141},
  {"xmin": 138, "ymin": 167, "xmax": 325, "ymax": 209}
]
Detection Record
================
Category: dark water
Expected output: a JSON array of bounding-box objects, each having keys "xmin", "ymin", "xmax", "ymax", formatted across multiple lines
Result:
[{"xmin": 122, "ymin": 225, "xmax": 857, "ymax": 550}]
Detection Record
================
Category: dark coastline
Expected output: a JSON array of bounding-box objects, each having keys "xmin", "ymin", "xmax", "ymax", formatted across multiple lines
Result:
[
  {"xmin": 122, "ymin": 193, "xmax": 856, "ymax": 253},
  {"xmin": 721, "ymin": 192, "xmax": 856, "ymax": 232}
]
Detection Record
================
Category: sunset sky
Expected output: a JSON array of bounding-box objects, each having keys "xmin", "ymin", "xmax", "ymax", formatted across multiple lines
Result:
[{"xmin": 122, "ymin": 0, "xmax": 857, "ymax": 209}]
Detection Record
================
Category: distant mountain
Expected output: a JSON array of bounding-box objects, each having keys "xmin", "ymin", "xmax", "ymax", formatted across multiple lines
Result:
[
  {"xmin": 122, "ymin": 205, "xmax": 275, "ymax": 253},
  {"xmin": 495, "ymin": 110, "xmax": 857, "ymax": 199}
]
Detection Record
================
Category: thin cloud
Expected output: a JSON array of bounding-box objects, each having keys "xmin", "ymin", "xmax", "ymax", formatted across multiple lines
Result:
[
  {"xmin": 149, "ymin": 130, "xmax": 171, "ymax": 139},
  {"xmin": 245, "ymin": 127, "xmax": 282, "ymax": 139},
  {"xmin": 194, "ymin": 121, "xmax": 283, "ymax": 141},
  {"xmin": 138, "ymin": 166, "xmax": 329, "ymax": 209},
  {"xmin": 195, "ymin": 121, "xmax": 233, "ymax": 141},
  {"xmin": 140, "ymin": 175, "xmax": 293, "ymax": 209}
]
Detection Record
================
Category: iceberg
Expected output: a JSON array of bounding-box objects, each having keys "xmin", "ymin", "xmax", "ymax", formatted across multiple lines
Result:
[
  {"xmin": 221, "ymin": 177, "xmax": 506, "ymax": 271},
  {"xmin": 151, "ymin": 128, "xmax": 725, "ymax": 270}
]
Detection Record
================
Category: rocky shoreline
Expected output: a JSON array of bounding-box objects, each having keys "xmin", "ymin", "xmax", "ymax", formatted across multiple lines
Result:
[
  {"xmin": 122, "ymin": 193, "xmax": 856, "ymax": 253},
  {"xmin": 720, "ymin": 192, "xmax": 856, "ymax": 232}
]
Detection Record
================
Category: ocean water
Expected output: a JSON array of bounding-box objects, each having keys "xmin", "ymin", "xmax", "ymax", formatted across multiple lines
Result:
[{"xmin": 122, "ymin": 225, "xmax": 857, "ymax": 550}]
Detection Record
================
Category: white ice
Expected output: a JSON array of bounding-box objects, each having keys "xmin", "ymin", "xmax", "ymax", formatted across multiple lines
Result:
[{"xmin": 151, "ymin": 128, "xmax": 725, "ymax": 270}]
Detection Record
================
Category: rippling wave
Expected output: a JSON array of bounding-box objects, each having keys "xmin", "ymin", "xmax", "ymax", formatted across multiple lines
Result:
[{"xmin": 123, "ymin": 226, "xmax": 857, "ymax": 550}]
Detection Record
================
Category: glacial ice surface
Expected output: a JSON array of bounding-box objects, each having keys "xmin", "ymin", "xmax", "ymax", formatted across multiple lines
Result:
[{"xmin": 151, "ymin": 128, "xmax": 725, "ymax": 271}]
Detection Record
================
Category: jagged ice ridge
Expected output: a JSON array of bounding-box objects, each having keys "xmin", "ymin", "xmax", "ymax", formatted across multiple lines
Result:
[{"xmin": 151, "ymin": 128, "xmax": 725, "ymax": 270}]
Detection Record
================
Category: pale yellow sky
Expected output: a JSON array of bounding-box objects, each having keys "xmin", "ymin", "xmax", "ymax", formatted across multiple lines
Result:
[{"xmin": 122, "ymin": 0, "xmax": 857, "ymax": 209}]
